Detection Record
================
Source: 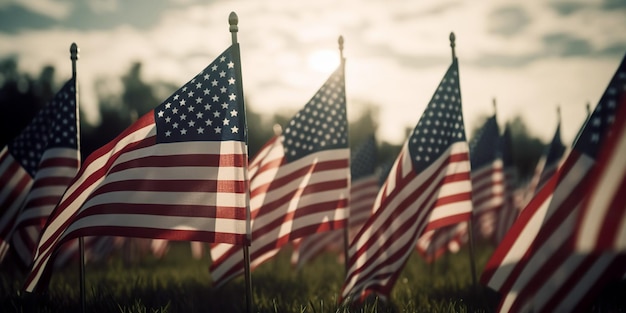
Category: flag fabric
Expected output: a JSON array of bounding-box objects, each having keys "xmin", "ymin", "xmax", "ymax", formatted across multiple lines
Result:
[
  {"xmin": 525, "ymin": 120, "xmax": 566, "ymax": 200},
  {"xmin": 0, "ymin": 78, "xmax": 79, "ymax": 264},
  {"xmin": 24, "ymin": 45, "xmax": 248, "ymax": 292},
  {"xmin": 416, "ymin": 221, "xmax": 467, "ymax": 263},
  {"xmin": 467, "ymin": 114, "xmax": 503, "ymax": 241},
  {"xmin": 340, "ymin": 58, "xmax": 473, "ymax": 302},
  {"xmin": 493, "ymin": 125, "xmax": 518, "ymax": 244},
  {"xmin": 292, "ymin": 136, "xmax": 379, "ymax": 268},
  {"xmin": 480, "ymin": 54, "xmax": 626, "ymax": 313},
  {"xmin": 210, "ymin": 65, "xmax": 349, "ymax": 287},
  {"xmin": 575, "ymin": 95, "xmax": 626, "ymax": 253}
]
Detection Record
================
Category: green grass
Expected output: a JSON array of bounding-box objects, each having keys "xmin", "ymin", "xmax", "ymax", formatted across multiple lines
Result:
[
  {"xmin": 0, "ymin": 242, "xmax": 623, "ymax": 312},
  {"xmin": 0, "ymin": 242, "xmax": 496, "ymax": 313}
]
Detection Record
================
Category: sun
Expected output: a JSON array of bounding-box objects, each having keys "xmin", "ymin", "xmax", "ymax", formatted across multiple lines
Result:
[{"xmin": 306, "ymin": 49, "xmax": 340, "ymax": 73}]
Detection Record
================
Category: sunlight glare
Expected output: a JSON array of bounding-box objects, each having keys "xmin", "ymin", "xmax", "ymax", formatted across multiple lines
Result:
[{"xmin": 307, "ymin": 49, "xmax": 340, "ymax": 73}]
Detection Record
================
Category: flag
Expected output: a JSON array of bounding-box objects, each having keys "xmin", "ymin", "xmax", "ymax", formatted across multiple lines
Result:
[
  {"xmin": 292, "ymin": 136, "xmax": 379, "ymax": 268},
  {"xmin": 340, "ymin": 58, "xmax": 473, "ymax": 302},
  {"xmin": 210, "ymin": 65, "xmax": 349, "ymax": 287},
  {"xmin": 0, "ymin": 78, "xmax": 79, "ymax": 264},
  {"xmin": 467, "ymin": 114, "xmax": 503, "ymax": 241},
  {"xmin": 493, "ymin": 125, "xmax": 518, "ymax": 244},
  {"xmin": 416, "ymin": 221, "xmax": 467, "ymax": 263},
  {"xmin": 480, "ymin": 54, "xmax": 626, "ymax": 313},
  {"xmin": 526, "ymin": 120, "xmax": 566, "ymax": 200},
  {"xmin": 24, "ymin": 45, "xmax": 248, "ymax": 292},
  {"xmin": 575, "ymin": 95, "xmax": 626, "ymax": 253}
]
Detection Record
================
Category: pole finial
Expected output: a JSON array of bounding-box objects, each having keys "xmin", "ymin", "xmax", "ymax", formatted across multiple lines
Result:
[
  {"xmin": 229, "ymin": 12, "xmax": 238, "ymax": 33},
  {"xmin": 338, "ymin": 35, "xmax": 345, "ymax": 60},
  {"xmin": 449, "ymin": 32, "xmax": 456, "ymax": 60},
  {"xmin": 557, "ymin": 105, "xmax": 561, "ymax": 123},
  {"xmin": 492, "ymin": 98, "xmax": 497, "ymax": 115},
  {"xmin": 70, "ymin": 43, "xmax": 79, "ymax": 61},
  {"xmin": 229, "ymin": 12, "xmax": 239, "ymax": 45},
  {"xmin": 586, "ymin": 101, "xmax": 591, "ymax": 115}
]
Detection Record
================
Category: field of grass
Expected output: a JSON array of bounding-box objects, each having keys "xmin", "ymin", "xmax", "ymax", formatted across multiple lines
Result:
[{"xmin": 0, "ymin": 241, "xmax": 624, "ymax": 312}]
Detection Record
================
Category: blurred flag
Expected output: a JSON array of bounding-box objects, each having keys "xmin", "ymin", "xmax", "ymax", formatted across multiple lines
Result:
[
  {"xmin": 493, "ymin": 125, "xmax": 518, "ymax": 244},
  {"xmin": 340, "ymin": 57, "xmax": 472, "ymax": 302},
  {"xmin": 575, "ymin": 95, "xmax": 626, "ymax": 253},
  {"xmin": 481, "ymin": 53, "xmax": 626, "ymax": 313},
  {"xmin": 416, "ymin": 222, "xmax": 467, "ymax": 263},
  {"xmin": 210, "ymin": 65, "xmax": 349, "ymax": 287},
  {"xmin": 0, "ymin": 78, "xmax": 79, "ymax": 264},
  {"xmin": 467, "ymin": 114, "xmax": 503, "ymax": 241},
  {"xmin": 292, "ymin": 136, "xmax": 379, "ymax": 268},
  {"xmin": 24, "ymin": 45, "xmax": 248, "ymax": 292},
  {"xmin": 525, "ymin": 119, "xmax": 566, "ymax": 201}
]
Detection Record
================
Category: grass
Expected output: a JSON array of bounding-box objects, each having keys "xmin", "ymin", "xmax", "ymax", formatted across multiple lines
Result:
[{"xmin": 0, "ymin": 241, "xmax": 623, "ymax": 312}]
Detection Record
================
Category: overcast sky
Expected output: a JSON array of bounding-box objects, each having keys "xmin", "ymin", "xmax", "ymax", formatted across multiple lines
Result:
[{"xmin": 1, "ymin": 0, "xmax": 625, "ymax": 145}]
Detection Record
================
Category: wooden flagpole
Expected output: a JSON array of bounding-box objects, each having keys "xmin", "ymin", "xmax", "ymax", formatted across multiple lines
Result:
[
  {"xmin": 70, "ymin": 42, "xmax": 86, "ymax": 313},
  {"xmin": 338, "ymin": 35, "xmax": 351, "ymax": 275},
  {"xmin": 229, "ymin": 12, "xmax": 253, "ymax": 313},
  {"xmin": 450, "ymin": 32, "xmax": 478, "ymax": 289}
]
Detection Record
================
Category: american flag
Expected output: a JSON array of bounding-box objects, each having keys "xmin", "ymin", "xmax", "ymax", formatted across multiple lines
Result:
[
  {"xmin": 527, "ymin": 120, "xmax": 567, "ymax": 199},
  {"xmin": 480, "ymin": 53, "xmax": 626, "ymax": 313},
  {"xmin": 292, "ymin": 136, "xmax": 379, "ymax": 268},
  {"xmin": 24, "ymin": 45, "xmax": 248, "ymax": 292},
  {"xmin": 575, "ymin": 95, "xmax": 626, "ymax": 253},
  {"xmin": 210, "ymin": 65, "xmax": 349, "ymax": 287},
  {"xmin": 0, "ymin": 78, "xmax": 79, "ymax": 264},
  {"xmin": 467, "ymin": 114, "xmax": 503, "ymax": 241},
  {"xmin": 340, "ymin": 58, "xmax": 473, "ymax": 302},
  {"xmin": 493, "ymin": 125, "xmax": 518, "ymax": 244}
]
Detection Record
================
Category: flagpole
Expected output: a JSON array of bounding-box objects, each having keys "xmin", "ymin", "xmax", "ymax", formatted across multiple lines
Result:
[
  {"xmin": 70, "ymin": 42, "xmax": 86, "ymax": 313},
  {"xmin": 229, "ymin": 12, "xmax": 252, "ymax": 313},
  {"xmin": 338, "ymin": 35, "xmax": 351, "ymax": 275},
  {"xmin": 451, "ymin": 32, "xmax": 478, "ymax": 289}
]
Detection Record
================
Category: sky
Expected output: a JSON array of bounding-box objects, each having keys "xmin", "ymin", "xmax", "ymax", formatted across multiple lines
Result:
[{"xmin": 1, "ymin": 0, "xmax": 625, "ymax": 146}]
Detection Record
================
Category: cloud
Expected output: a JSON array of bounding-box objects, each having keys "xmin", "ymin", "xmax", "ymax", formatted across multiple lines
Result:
[
  {"xmin": 487, "ymin": 5, "xmax": 531, "ymax": 37},
  {"xmin": 0, "ymin": 0, "xmax": 73, "ymax": 20}
]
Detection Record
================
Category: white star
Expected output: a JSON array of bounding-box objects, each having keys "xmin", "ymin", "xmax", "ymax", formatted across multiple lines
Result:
[
  {"xmin": 213, "ymin": 111, "xmax": 220, "ymax": 118},
  {"xmin": 227, "ymin": 61, "xmax": 234, "ymax": 68},
  {"xmin": 165, "ymin": 116, "xmax": 171, "ymax": 123},
  {"xmin": 219, "ymin": 71, "xmax": 226, "ymax": 78},
  {"xmin": 204, "ymin": 74, "xmax": 210, "ymax": 80},
  {"xmin": 228, "ymin": 77, "xmax": 235, "ymax": 85},
  {"xmin": 230, "ymin": 110, "xmax": 238, "ymax": 117},
  {"xmin": 181, "ymin": 129, "xmax": 187, "ymax": 135},
  {"xmin": 212, "ymin": 95, "xmax": 220, "ymax": 102},
  {"xmin": 181, "ymin": 114, "xmax": 187, "ymax": 120},
  {"xmin": 165, "ymin": 102, "xmax": 172, "ymax": 109},
  {"xmin": 231, "ymin": 126, "xmax": 239, "ymax": 133},
  {"xmin": 173, "ymin": 122, "xmax": 179, "ymax": 128},
  {"xmin": 204, "ymin": 104, "xmax": 211, "ymax": 111},
  {"xmin": 165, "ymin": 130, "xmax": 171, "ymax": 137},
  {"xmin": 205, "ymin": 119, "xmax": 213, "ymax": 126},
  {"xmin": 211, "ymin": 79, "xmax": 218, "ymax": 86},
  {"xmin": 196, "ymin": 82, "xmax": 202, "ymax": 89},
  {"xmin": 173, "ymin": 94, "xmax": 180, "ymax": 100},
  {"xmin": 215, "ymin": 127, "xmax": 222, "ymax": 133},
  {"xmin": 157, "ymin": 111, "xmax": 164, "ymax": 118},
  {"xmin": 187, "ymin": 91, "xmax": 194, "ymax": 97},
  {"xmin": 222, "ymin": 102, "xmax": 229, "ymax": 109},
  {"xmin": 196, "ymin": 97, "xmax": 203, "ymax": 104},
  {"xmin": 220, "ymin": 56, "xmax": 226, "ymax": 62},
  {"xmin": 203, "ymin": 88, "xmax": 210, "ymax": 95},
  {"xmin": 172, "ymin": 108, "xmax": 179, "ymax": 114},
  {"xmin": 220, "ymin": 86, "xmax": 227, "ymax": 93},
  {"xmin": 223, "ymin": 118, "xmax": 230, "ymax": 125},
  {"xmin": 229, "ymin": 93, "xmax": 236, "ymax": 101},
  {"xmin": 211, "ymin": 65, "xmax": 218, "ymax": 71},
  {"xmin": 198, "ymin": 127, "xmax": 205, "ymax": 134},
  {"xmin": 196, "ymin": 112, "xmax": 204, "ymax": 119},
  {"xmin": 188, "ymin": 106, "xmax": 195, "ymax": 112},
  {"xmin": 180, "ymin": 99, "xmax": 186, "ymax": 106},
  {"xmin": 189, "ymin": 121, "xmax": 195, "ymax": 127}
]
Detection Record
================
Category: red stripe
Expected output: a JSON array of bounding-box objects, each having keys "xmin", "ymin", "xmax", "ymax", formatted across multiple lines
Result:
[
  {"xmin": 91, "ymin": 178, "xmax": 246, "ymax": 195},
  {"xmin": 38, "ymin": 156, "xmax": 79, "ymax": 169},
  {"xmin": 111, "ymin": 153, "xmax": 246, "ymax": 172},
  {"xmin": 76, "ymin": 203, "xmax": 247, "ymax": 220}
]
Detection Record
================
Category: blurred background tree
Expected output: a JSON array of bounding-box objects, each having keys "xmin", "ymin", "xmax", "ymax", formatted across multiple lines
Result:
[{"xmin": 0, "ymin": 60, "xmax": 545, "ymax": 180}]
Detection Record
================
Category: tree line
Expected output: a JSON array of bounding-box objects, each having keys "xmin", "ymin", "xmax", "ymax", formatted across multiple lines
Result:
[{"xmin": 0, "ymin": 57, "xmax": 545, "ymax": 182}]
